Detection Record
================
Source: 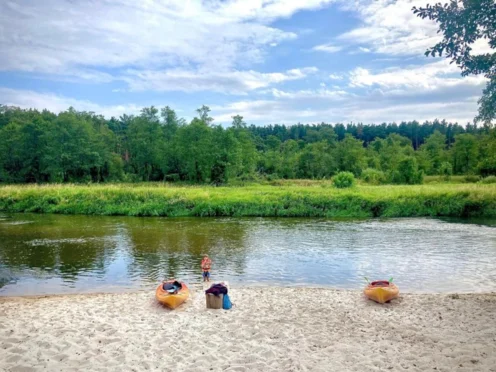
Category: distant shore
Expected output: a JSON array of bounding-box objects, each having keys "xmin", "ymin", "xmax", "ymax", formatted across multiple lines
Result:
[
  {"xmin": 1, "ymin": 182, "xmax": 495, "ymax": 218},
  {"xmin": 1, "ymin": 287, "xmax": 495, "ymax": 371}
]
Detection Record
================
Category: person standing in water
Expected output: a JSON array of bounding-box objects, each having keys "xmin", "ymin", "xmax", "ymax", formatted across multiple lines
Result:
[{"xmin": 201, "ymin": 254, "xmax": 212, "ymax": 282}]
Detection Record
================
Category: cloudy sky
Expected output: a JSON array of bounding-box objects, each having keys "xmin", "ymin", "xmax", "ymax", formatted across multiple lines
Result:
[{"xmin": 0, "ymin": 0, "xmax": 490, "ymax": 125}]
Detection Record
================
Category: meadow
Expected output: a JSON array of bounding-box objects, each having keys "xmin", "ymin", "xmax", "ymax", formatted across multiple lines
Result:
[{"xmin": 0, "ymin": 181, "xmax": 495, "ymax": 218}]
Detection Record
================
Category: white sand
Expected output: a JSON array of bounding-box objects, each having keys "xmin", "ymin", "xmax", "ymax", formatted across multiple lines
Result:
[{"xmin": 1, "ymin": 287, "xmax": 495, "ymax": 372}]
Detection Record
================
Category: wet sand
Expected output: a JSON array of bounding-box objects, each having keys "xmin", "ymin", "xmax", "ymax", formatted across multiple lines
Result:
[{"xmin": 1, "ymin": 287, "xmax": 495, "ymax": 372}]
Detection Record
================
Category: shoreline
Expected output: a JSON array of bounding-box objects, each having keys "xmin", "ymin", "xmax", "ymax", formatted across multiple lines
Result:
[
  {"xmin": 1, "ymin": 285, "xmax": 496, "ymax": 300},
  {"xmin": 1, "ymin": 288, "xmax": 495, "ymax": 371}
]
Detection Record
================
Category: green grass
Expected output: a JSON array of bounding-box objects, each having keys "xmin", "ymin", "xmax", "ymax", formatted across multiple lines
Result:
[
  {"xmin": 0, "ymin": 182, "xmax": 495, "ymax": 218},
  {"xmin": 423, "ymin": 175, "xmax": 466, "ymax": 184}
]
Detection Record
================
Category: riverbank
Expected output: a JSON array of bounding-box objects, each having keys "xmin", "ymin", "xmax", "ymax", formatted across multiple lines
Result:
[
  {"xmin": 0, "ymin": 288, "xmax": 495, "ymax": 372},
  {"xmin": 1, "ymin": 182, "xmax": 495, "ymax": 218}
]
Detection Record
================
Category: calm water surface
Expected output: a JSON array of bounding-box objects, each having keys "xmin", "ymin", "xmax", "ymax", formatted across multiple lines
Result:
[{"xmin": 1, "ymin": 214, "xmax": 495, "ymax": 295}]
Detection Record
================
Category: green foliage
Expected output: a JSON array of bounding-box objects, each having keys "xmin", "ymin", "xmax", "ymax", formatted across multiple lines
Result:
[
  {"xmin": 196, "ymin": 105, "xmax": 213, "ymax": 125},
  {"xmin": 389, "ymin": 157, "xmax": 423, "ymax": 185},
  {"xmin": 369, "ymin": 134, "xmax": 415, "ymax": 176},
  {"xmin": 333, "ymin": 172, "xmax": 356, "ymax": 188},
  {"xmin": 477, "ymin": 129, "xmax": 496, "ymax": 176},
  {"xmin": 478, "ymin": 158, "xmax": 496, "ymax": 177},
  {"xmin": 464, "ymin": 175, "xmax": 481, "ymax": 183},
  {"xmin": 419, "ymin": 131, "xmax": 447, "ymax": 174},
  {"xmin": 175, "ymin": 119, "xmax": 214, "ymax": 182},
  {"xmin": 452, "ymin": 134, "xmax": 479, "ymax": 174},
  {"xmin": 413, "ymin": 0, "xmax": 496, "ymax": 123},
  {"xmin": 0, "ymin": 183, "xmax": 495, "ymax": 218},
  {"xmin": 440, "ymin": 162, "xmax": 453, "ymax": 181},
  {"xmin": 361, "ymin": 168, "xmax": 386, "ymax": 185},
  {"xmin": 479, "ymin": 176, "xmax": 496, "ymax": 184},
  {"xmin": 424, "ymin": 175, "xmax": 466, "ymax": 184},
  {"xmin": 127, "ymin": 114, "xmax": 164, "ymax": 181},
  {"xmin": 297, "ymin": 141, "xmax": 337, "ymax": 179},
  {"xmin": 1, "ymin": 106, "xmax": 495, "ymax": 185},
  {"xmin": 336, "ymin": 134, "xmax": 366, "ymax": 176}
]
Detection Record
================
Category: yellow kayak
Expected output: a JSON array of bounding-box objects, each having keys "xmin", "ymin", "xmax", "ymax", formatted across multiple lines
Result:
[
  {"xmin": 364, "ymin": 281, "xmax": 399, "ymax": 304},
  {"xmin": 156, "ymin": 280, "xmax": 190, "ymax": 309}
]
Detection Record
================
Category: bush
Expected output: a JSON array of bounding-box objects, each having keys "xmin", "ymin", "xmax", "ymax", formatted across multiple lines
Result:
[
  {"xmin": 104, "ymin": 154, "xmax": 125, "ymax": 182},
  {"xmin": 361, "ymin": 168, "xmax": 386, "ymax": 185},
  {"xmin": 479, "ymin": 176, "xmax": 496, "ymax": 184},
  {"xmin": 164, "ymin": 173, "xmax": 180, "ymax": 182},
  {"xmin": 333, "ymin": 172, "xmax": 356, "ymax": 188},
  {"xmin": 390, "ymin": 157, "xmax": 423, "ymax": 184},
  {"xmin": 464, "ymin": 175, "xmax": 481, "ymax": 183},
  {"xmin": 478, "ymin": 157, "xmax": 496, "ymax": 177},
  {"xmin": 439, "ymin": 162, "xmax": 453, "ymax": 181},
  {"xmin": 122, "ymin": 173, "xmax": 141, "ymax": 183}
]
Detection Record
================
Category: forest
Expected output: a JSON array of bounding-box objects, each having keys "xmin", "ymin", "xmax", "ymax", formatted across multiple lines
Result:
[{"xmin": 0, "ymin": 104, "xmax": 495, "ymax": 185}]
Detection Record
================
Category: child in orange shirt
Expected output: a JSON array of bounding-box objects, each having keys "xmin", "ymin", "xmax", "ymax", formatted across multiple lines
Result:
[{"xmin": 201, "ymin": 254, "xmax": 212, "ymax": 282}]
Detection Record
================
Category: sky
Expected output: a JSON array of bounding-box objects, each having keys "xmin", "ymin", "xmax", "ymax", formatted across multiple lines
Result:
[{"xmin": 0, "ymin": 0, "xmax": 491, "ymax": 125}]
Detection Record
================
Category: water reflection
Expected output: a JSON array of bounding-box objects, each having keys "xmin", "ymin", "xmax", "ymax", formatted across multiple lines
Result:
[
  {"xmin": 0, "ymin": 214, "xmax": 495, "ymax": 295},
  {"xmin": 0, "ymin": 216, "xmax": 117, "ymax": 283}
]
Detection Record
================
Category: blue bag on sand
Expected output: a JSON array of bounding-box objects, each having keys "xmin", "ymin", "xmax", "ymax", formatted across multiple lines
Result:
[{"xmin": 223, "ymin": 293, "xmax": 232, "ymax": 310}]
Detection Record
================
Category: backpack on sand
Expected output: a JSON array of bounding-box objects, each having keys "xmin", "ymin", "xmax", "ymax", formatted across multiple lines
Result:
[{"xmin": 223, "ymin": 293, "xmax": 232, "ymax": 310}]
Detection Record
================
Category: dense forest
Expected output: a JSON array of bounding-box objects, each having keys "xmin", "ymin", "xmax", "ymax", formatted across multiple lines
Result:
[{"xmin": 0, "ymin": 104, "xmax": 495, "ymax": 185}]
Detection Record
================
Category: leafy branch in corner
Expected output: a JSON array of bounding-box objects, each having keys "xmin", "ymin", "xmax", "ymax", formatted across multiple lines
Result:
[{"xmin": 413, "ymin": 0, "xmax": 496, "ymax": 124}]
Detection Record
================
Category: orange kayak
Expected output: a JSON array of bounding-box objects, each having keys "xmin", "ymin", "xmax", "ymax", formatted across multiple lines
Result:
[
  {"xmin": 364, "ymin": 281, "xmax": 399, "ymax": 304},
  {"xmin": 156, "ymin": 281, "xmax": 190, "ymax": 309}
]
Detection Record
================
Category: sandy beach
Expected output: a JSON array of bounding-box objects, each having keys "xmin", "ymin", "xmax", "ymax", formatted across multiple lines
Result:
[{"xmin": 1, "ymin": 287, "xmax": 495, "ymax": 372}]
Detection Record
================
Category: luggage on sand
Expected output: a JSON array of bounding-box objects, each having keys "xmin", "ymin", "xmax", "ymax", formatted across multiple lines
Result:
[
  {"xmin": 205, "ymin": 282, "xmax": 231, "ymax": 310},
  {"xmin": 222, "ymin": 293, "xmax": 232, "ymax": 310},
  {"xmin": 206, "ymin": 293, "xmax": 224, "ymax": 309}
]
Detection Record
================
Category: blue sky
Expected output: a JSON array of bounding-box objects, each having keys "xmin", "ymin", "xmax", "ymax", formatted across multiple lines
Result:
[{"xmin": 0, "ymin": 0, "xmax": 490, "ymax": 125}]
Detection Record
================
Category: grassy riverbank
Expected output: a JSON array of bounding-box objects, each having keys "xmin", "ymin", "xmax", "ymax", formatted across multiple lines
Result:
[{"xmin": 1, "ymin": 182, "xmax": 495, "ymax": 218}]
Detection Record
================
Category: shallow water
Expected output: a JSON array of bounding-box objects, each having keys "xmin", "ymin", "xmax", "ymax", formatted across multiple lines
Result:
[{"xmin": 1, "ymin": 214, "xmax": 495, "ymax": 295}]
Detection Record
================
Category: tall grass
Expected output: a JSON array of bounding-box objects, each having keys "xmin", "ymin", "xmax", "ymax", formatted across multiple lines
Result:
[{"xmin": 0, "ymin": 182, "xmax": 495, "ymax": 218}]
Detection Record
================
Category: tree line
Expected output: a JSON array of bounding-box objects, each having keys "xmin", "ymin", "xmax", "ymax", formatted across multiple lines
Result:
[{"xmin": 0, "ymin": 104, "xmax": 495, "ymax": 185}]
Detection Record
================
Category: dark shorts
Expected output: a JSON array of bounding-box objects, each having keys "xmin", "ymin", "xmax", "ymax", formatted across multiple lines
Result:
[{"xmin": 203, "ymin": 271, "xmax": 210, "ymax": 278}]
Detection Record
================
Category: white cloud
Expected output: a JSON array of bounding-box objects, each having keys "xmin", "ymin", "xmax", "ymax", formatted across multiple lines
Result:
[
  {"xmin": 345, "ymin": 100, "xmax": 479, "ymax": 124},
  {"xmin": 1, "ymin": 0, "xmax": 489, "ymax": 125},
  {"xmin": 0, "ymin": 0, "xmax": 337, "ymax": 80},
  {"xmin": 211, "ymin": 86, "xmax": 351, "ymax": 122},
  {"xmin": 336, "ymin": 0, "xmax": 444, "ymax": 55},
  {"xmin": 0, "ymin": 1, "xmax": 338, "ymax": 94},
  {"xmin": 312, "ymin": 43, "xmax": 343, "ymax": 53},
  {"xmin": 212, "ymin": 99, "xmax": 318, "ymax": 122},
  {"xmin": 214, "ymin": 0, "xmax": 337, "ymax": 21},
  {"xmin": 210, "ymin": 61, "xmax": 485, "ymax": 124},
  {"xmin": 349, "ymin": 60, "xmax": 486, "ymax": 92},
  {"xmin": 0, "ymin": 88, "xmax": 141, "ymax": 118},
  {"xmin": 211, "ymin": 93, "xmax": 480, "ymax": 124},
  {"xmin": 123, "ymin": 67, "xmax": 318, "ymax": 94},
  {"xmin": 269, "ymin": 88, "xmax": 350, "ymax": 100},
  {"xmin": 472, "ymin": 38, "xmax": 493, "ymax": 56},
  {"xmin": 336, "ymin": 0, "xmax": 491, "ymax": 58},
  {"xmin": 1, "ymin": 76, "xmax": 481, "ymax": 125}
]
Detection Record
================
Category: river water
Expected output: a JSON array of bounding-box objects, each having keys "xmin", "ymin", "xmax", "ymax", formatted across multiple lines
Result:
[{"xmin": 1, "ymin": 213, "xmax": 495, "ymax": 295}]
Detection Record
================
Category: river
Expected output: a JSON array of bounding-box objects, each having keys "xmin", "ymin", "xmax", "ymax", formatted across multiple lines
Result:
[{"xmin": 1, "ymin": 213, "xmax": 495, "ymax": 295}]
